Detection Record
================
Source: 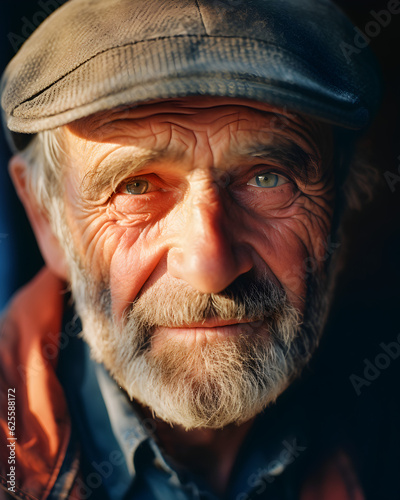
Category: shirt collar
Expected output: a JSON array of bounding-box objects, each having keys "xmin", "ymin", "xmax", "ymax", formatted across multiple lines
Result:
[
  {"xmin": 85, "ymin": 348, "xmax": 212, "ymax": 499},
  {"xmin": 59, "ymin": 309, "xmax": 310, "ymax": 500},
  {"xmin": 94, "ymin": 361, "xmax": 150, "ymax": 475}
]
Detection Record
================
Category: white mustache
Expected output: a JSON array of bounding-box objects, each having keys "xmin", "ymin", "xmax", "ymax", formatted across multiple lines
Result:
[{"xmin": 125, "ymin": 274, "xmax": 288, "ymax": 328}]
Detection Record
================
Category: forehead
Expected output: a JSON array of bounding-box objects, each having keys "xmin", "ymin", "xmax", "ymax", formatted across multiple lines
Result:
[
  {"xmin": 64, "ymin": 97, "xmax": 328, "ymax": 155},
  {"xmin": 60, "ymin": 98, "xmax": 334, "ymax": 201}
]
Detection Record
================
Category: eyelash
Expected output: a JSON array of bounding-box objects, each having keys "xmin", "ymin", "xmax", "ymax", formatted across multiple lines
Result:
[
  {"xmin": 244, "ymin": 165, "xmax": 297, "ymax": 188},
  {"xmin": 249, "ymin": 172, "xmax": 286, "ymax": 187},
  {"xmin": 116, "ymin": 174, "xmax": 160, "ymax": 195},
  {"xmin": 116, "ymin": 168, "xmax": 294, "ymax": 196},
  {"xmin": 120, "ymin": 179, "xmax": 152, "ymax": 195}
]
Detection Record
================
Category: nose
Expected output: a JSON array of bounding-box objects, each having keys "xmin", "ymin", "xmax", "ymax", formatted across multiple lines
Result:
[{"xmin": 167, "ymin": 191, "xmax": 254, "ymax": 294}]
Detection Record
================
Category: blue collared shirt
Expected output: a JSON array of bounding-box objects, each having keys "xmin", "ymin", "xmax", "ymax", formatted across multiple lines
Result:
[{"xmin": 57, "ymin": 315, "xmax": 309, "ymax": 500}]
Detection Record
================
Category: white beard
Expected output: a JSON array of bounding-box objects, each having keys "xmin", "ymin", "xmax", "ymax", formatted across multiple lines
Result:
[{"xmin": 68, "ymin": 259, "xmax": 329, "ymax": 430}]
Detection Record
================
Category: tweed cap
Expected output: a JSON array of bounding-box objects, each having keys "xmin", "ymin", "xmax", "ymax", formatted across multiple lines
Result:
[{"xmin": 1, "ymin": 0, "xmax": 381, "ymax": 151}]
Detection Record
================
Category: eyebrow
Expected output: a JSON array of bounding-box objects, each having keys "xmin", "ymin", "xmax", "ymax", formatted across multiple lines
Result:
[
  {"xmin": 81, "ymin": 138, "xmax": 319, "ymax": 201},
  {"xmin": 234, "ymin": 139, "xmax": 319, "ymax": 185},
  {"xmin": 81, "ymin": 147, "xmax": 184, "ymax": 201}
]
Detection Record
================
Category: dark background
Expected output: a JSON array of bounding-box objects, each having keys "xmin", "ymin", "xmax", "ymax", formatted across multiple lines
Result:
[
  {"xmin": 322, "ymin": 2, "xmax": 400, "ymax": 496},
  {"xmin": 0, "ymin": 1, "xmax": 399, "ymax": 498}
]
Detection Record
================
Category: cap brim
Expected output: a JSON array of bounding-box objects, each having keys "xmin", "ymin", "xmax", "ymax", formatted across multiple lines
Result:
[{"xmin": 4, "ymin": 36, "xmax": 372, "ymax": 137}]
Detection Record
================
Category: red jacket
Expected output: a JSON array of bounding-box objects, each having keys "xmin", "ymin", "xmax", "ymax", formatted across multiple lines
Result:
[{"xmin": 0, "ymin": 268, "xmax": 364, "ymax": 499}]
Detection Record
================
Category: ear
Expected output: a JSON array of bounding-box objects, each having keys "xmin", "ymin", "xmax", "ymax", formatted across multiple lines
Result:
[{"xmin": 9, "ymin": 155, "xmax": 69, "ymax": 281}]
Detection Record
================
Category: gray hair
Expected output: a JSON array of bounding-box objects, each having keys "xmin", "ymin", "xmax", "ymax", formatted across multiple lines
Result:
[{"xmin": 18, "ymin": 128, "xmax": 76, "ymax": 254}]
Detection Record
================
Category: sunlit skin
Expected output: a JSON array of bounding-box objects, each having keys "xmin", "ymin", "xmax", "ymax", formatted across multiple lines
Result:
[
  {"xmin": 64, "ymin": 98, "xmax": 334, "ymax": 320},
  {"xmin": 59, "ymin": 97, "xmax": 335, "ymax": 492}
]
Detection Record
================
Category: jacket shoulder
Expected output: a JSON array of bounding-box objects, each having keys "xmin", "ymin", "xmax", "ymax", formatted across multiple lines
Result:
[
  {"xmin": 0, "ymin": 268, "xmax": 73, "ymax": 499},
  {"xmin": 0, "ymin": 268, "xmax": 66, "ymax": 390}
]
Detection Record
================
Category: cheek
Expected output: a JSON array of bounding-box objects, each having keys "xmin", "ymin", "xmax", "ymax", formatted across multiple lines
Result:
[
  {"xmin": 65, "ymin": 185, "xmax": 178, "ymax": 318},
  {"xmin": 105, "ymin": 192, "xmax": 180, "ymax": 317},
  {"xmin": 243, "ymin": 196, "xmax": 334, "ymax": 311},
  {"xmin": 67, "ymin": 214, "xmax": 165, "ymax": 319},
  {"xmin": 107, "ymin": 230, "xmax": 165, "ymax": 319}
]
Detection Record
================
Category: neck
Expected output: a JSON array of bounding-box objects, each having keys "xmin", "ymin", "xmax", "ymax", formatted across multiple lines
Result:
[{"xmin": 141, "ymin": 407, "xmax": 254, "ymax": 495}]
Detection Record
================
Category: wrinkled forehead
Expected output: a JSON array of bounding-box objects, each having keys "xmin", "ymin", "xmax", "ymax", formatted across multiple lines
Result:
[{"xmin": 64, "ymin": 96, "xmax": 333, "ymax": 156}]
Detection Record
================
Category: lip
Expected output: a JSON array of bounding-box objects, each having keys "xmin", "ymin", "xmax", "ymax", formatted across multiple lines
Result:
[
  {"xmin": 171, "ymin": 318, "xmax": 256, "ymax": 329},
  {"xmin": 152, "ymin": 318, "xmax": 265, "ymax": 345}
]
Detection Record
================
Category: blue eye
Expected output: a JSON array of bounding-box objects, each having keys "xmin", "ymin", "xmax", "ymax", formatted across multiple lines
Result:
[{"xmin": 247, "ymin": 173, "xmax": 287, "ymax": 188}]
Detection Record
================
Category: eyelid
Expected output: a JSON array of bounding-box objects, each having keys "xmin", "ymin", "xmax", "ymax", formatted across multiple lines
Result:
[
  {"xmin": 116, "ymin": 175, "xmax": 156, "ymax": 194},
  {"xmin": 247, "ymin": 169, "xmax": 290, "ymax": 188},
  {"xmin": 249, "ymin": 163, "xmax": 292, "ymax": 178}
]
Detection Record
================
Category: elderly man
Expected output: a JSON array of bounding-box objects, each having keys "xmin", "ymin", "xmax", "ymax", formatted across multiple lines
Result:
[{"xmin": 0, "ymin": 0, "xmax": 381, "ymax": 499}]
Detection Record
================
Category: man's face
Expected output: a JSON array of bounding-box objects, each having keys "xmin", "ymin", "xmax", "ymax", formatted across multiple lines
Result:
[{"xmin": 58, "ymin": 97, "xmax": 336, "ymax": 428}]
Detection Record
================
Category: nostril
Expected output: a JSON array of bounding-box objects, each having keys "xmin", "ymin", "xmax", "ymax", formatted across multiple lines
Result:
[{"xmin": 167, "ymin": 241, "xmax": 255, "ymax": 295}]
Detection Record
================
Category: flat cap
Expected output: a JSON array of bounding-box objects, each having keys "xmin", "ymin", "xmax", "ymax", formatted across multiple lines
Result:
[{"xmin": 1, "ymin": 0, "xmax": 381, "ymax": 151}]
